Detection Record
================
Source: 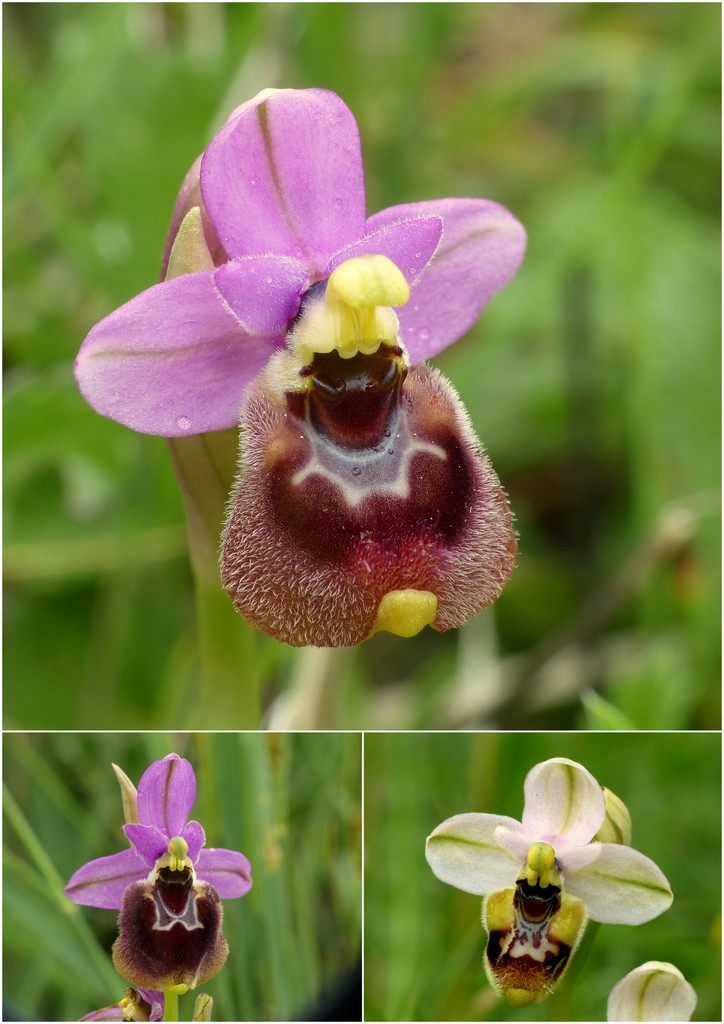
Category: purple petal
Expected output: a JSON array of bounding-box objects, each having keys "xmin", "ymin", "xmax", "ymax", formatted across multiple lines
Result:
[
  {"xmin": 80, "ymin": 1005, "xmax": 125, "ymax": 1021},
  {"xmin": 327, "ymin": 216, "xmax": 443, "ymax": 288},
  {"xmin": 213, "ymin": 255, "xmax": 307, "ymax": 335},
  {"xmin": 138, "ymin": 990, "xmax": 165, "ymax": 1022},
  {"xmin": 183, "ymin": 820, "xmax": 206, "ymax": 863},
  {"xmin": 123, "ymin": 823, "xmax": 169, "ymax": 868},
  {"xmin": 366, "ymin": 198, "xmax": 526, "ymax": 362},
  {"xmin": 137, "ymin": 754, "xmax": 195, "ymax": 836},
  {"xmin": 201, "ymin": 88, "xmax": 365, "ymax": 275},
  {"xmin": 75, "ymin": 271, "xmax": 281, "ymax": 436},
  {"xmin": 64, "ymin": 848, "xmax": 146, "ymax": 909},
  {"xmin": 195, "ymin": 847, "xmax": 253, "ymax": 898}
]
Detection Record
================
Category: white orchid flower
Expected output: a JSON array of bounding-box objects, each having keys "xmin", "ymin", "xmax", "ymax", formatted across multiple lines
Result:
[{"xmin": 426, "ymin": 757, "xmax": 673, "ymax": 1007}]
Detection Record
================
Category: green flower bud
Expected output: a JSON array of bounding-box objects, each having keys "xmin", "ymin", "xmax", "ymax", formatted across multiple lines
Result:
[{"xmin": 594, "ymin": 787, "xmax": 632, "ymax": 845}]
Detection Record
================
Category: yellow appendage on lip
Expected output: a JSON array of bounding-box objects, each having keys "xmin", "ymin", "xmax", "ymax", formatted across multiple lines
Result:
[
  {"xmin": 290, "ymin": 254, "xmax": 410, "ymax": 364},
  {"xmin": 369, "ymin": 589, "xmax": 438, "ymax": 639}
]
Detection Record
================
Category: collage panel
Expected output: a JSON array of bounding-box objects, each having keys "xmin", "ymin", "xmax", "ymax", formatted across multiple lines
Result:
[
  {"xmin": 5, "ymin": 2, "xmax": 720, "ymax": 734},
  {"xmin": 363, "ymin": 731, "xmax": 721, "ymax": 1022},
  {"xmin": 3, "ymin": 732, "xmax": 362, "ymax": 1022}
]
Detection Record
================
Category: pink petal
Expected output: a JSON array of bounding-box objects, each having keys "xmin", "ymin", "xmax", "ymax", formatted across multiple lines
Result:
[
  {"xmin": 201, "ymin": 88, "xmax": 366, "ymax": 275},
  {"xmin": 75, "ymin": 271, "xmax": 281, "ymax": 436},
  {"xmin": 64, "ymin": 848, "xmax": 146, "ymax": 909},
  {"xmin": 366, "ymin": 198, "xmax": 526, "ymax": 362},
  {"xmin": 196, "ymin": 847, "xmax": 253, "ymax": 898},
  {"xmin": 521, "ymin": 757, "xmax": 605, "ymax": 848},
  {"xmin": 183, "ymin": 820, "xmax": 206, "ymax": 863},
  {"xmin": 213, "ymin": 255, "xmax": 307, "ymax": 335},
  {"xmin": 123, "ymin": 823, "xmax": 168, "ymax": 868},
  {"xmin": 137, "ymin": 754, "xmax": 196, "ymax": 836},
  {"xmin": 327, "ymin": 215, "xmax": 443, "ymax": 287}
]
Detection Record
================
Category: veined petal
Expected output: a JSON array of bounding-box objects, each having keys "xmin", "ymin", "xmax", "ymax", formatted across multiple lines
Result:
[
  {"xmin": 64, "ymin": 847, "xmax": 146, "ymax": 909},
  {"xmin": 425, "ymin": 813, "xmax": 521, "ymax": 895},
  {"xmin": 367, "ymin": 198, "xmax": 526, "ymax": 362},
  {"xmin": 195, "ymin": 847, "xmax": 253, "ymax": 898},
  {"xmin": 565, "ymin": 843, "xmax": 673, "ymax": 924},
  {"xmin": 201, "ymin": 88, "xmax": 365, "ymax": 273},
  {"xmin": 183, "ymin": 820, "xmax": 206, "ymax": 863},
  {"xmin": 139, "ymin": 990, "xmax": 166, "ymax": 1024},
  {"xmin": 213, "ymin": 255, "xmax": 307, "ymax": 335},
  {"xmin": 123, "ymin": 823, "xmax": 168, "ymax": 868},
  {"xmin": 137, "ymin": 754, "xmax": 195, "ymax": 836},
  {"xmin": 328, "ymin": 216, "xmax": 443, "ymax": 289},
  {"xmin": 75, "ymin": 272, "xmax": 280, "ymax": 436},
  {"xmin": 521, "ymin": 757, "xmax": 605, "ymax": 848},
  {"xmin": 607, "ymin": 962, "xmax": 697, "ymax": 1022}
]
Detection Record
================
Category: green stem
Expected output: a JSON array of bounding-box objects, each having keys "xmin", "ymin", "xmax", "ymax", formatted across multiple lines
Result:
[
  {"xmin": 168, "ymin": 431, "xmax": 261, "ymax": 729},
  {"xmin": 164, "ymin": 987, "xmax": 180, "ymax": 1022},
  {"xmin": 545, "ymin": 921, "xmax": 601, "ymax": 1022}
]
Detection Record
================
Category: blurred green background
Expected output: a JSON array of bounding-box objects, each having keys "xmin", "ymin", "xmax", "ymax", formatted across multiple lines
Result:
[
  {"xmin": 4, "ymin": 3, "xmax": 721, "ymax": 729},
  {"xmin": 364, "ymin": 732, "xmax": 721, "ymax": 1022},
  {"xmin": 3, "ymin": 731, "xmax": 361, "ymax": 1021}
]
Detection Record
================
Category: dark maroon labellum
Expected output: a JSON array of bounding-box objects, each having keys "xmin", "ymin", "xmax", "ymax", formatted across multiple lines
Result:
[
  {"xmin": 222, "ymin": 350, "xmax": 517, "ymax": 647},
  {"xmin": 112, "ymin": 870, "xmax": 228, "ymax": 991}
]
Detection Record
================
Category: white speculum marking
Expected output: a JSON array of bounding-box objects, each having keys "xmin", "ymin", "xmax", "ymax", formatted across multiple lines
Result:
[
  {"xmin": 503, "ymin": 917, "xmax": 559, "ymax": 963},
  {"xmin": 290, "ymin": 406, "xmax": 447, "ymax": 508}
]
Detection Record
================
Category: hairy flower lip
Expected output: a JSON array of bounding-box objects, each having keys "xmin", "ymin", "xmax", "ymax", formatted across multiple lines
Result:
[
  {"xmin": 74, "ymin": 87, "xmax": 526, "ymax": 437},
  {"xmin": 221, "ymin": 360, "xmax": 517, "ymax": 647}
]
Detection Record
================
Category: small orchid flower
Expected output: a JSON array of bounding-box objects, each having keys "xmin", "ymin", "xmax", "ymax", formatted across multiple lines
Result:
[
  {"xmin": 65, "ymin": 754, "xmax": 252, "ymax": 993},
  {"xmin": 75, "ymin": 87, "xmax": 526, "ymax": 647},
  {"xmin": 426, "ymin": 757, "xmax": 673, "ymax": 1008},
  {"xmin": 607, "ymin": 962, "xmax": 697, "ymax": 1022},
  {"xmin": 81, "ymin": 987, "xmax": 164, "ymax": 1022}
]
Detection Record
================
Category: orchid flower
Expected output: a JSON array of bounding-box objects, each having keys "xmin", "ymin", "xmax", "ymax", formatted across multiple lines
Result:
[
  {"xmin": 81, "ymin": 987, "xmax": 164, "ymax": 1022},
  {"xmin": 74, "ymin": 87, "xmax": 526, "ymax": 648},
  {"xmin": 65, "ymin": 754, "xmax": 252, "ymax": 994},
  {"xmin": 607, "ymin": 962, "xmax": 697, "ymax": 1022},
  {"xmin": 426, "ymin": 757, "xmax": 673, "ymax": 1007}
]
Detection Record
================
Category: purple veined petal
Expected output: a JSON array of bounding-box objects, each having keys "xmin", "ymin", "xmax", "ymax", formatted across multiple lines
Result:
[
  {"xmin": 183, "ymin": 820, "xmax": 206, "ymax": 863},
  {"xmin": 137, "ymin": 754, "xmax": 195, "ymax": 836},
  {"xmin": 137, "ymin": 989, "xmax": 165, "ymax": 1023},
  {"xmin": 75, "ymin": 271, "xmax": 281, "ymax": 436},
  {"xmin": 213, "ymin": 255, "xmax": 307, "ymax": 336},
  {"xmin": 64, "ymin": 847, "xmax": 146, "ymax": 909},
  {"xmin": 366, "ymin": 197, "xmax": 526, "ymax": 362},
  {"xmin": 195, "ymin": 847, "xmax": 253, "ymax": 898},
  {"xmin": 123, "ymin": 823, "xmax": 169, "ymax": 868},
  {"xmin": 201, "ymin": 88, "xmax": 366, "ymax": 274},
  {"xmin": 425, "ymin": 812, "xmax": 522, "ymax": 895},
  {"xmin": 565, "ymin": 843, "xmax": 673, "ymax": 925},
  {"xmin": 80, "ymin": 1004, "xmax": 125, "ymax": 1021},
  {"xmin": 161, "ymin": 154, "xmax": 227, "ymax": 279},
  {"xmin": 327, "ymin": 215, "xmax": 443, "ymax": 289},
  {"xmin": 520, "ymin": 757, "xmax": 605, "ymax": 848}
]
